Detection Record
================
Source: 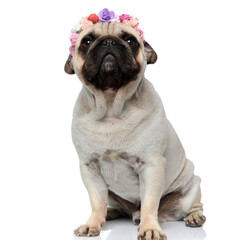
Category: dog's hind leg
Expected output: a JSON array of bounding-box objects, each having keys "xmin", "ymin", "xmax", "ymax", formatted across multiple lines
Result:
[
  {"xmin": 184, "ymin": 186, "xmax": 206, "ymax": 227},
  {"xmin": 106, "ymin": 207, "xmax": 128, "ymax": 221},
  {"xmin": 178, "ymin": 175, "xmax": 206, "ymax": 227},
  {"xmin": 158, "ymin": 175, "xmax": 206, "ymax": 227},
  {"xmin": 107, "ymin": 190, "xmax": 141, "ymax": 224}
]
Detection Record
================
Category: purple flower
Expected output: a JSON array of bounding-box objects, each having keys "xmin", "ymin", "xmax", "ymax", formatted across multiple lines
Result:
[{"xmin": 99, "ymin": 8, "xmax": 115, "ymax": 22}]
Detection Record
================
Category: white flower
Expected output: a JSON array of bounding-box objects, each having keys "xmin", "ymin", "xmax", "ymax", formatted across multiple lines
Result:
[
  {"xmin": 112, "ymin": 15, "xmax": 120, "ymax": 22},
  {"xmin": 71, "ymin": 23, "xmax": 81, "ymax": 33}
]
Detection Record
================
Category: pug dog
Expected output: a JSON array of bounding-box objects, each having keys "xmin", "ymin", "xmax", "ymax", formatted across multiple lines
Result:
[{"xmin": 64, "ymin": 21, "xmax": 206, "ymax": 240}]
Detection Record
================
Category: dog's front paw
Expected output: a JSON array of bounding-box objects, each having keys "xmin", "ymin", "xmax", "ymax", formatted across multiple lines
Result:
[
  {"xmin": 138, "ymin": 220, "xmax": 167, "ymax": 240},
  {"xmin": 74, "ymin": 215, "xmax": 105, "ymax": 237},
  {"xmin": 74, "ymin": 224, "xmax": 103, "ymax": 237},
  {"xmin": 138, "ymin": 230, "xmax": 167, "ymax": 240}
]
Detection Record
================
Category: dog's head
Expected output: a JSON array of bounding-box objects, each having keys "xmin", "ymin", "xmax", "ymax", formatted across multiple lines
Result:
[{"xmin": 64, "ymin": 22, "xmax": 157, "ymax": 91}]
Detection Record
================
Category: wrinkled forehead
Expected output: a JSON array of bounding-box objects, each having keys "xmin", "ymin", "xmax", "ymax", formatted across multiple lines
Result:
[{"xmin": 77, "ymin": 22, "xmax": 143, "ymax": 43}]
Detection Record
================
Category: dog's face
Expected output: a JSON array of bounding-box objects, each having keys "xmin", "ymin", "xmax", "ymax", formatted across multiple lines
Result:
[{"xmin": 65, "ymin": 22, "xmax": 157, "ymax": 91}]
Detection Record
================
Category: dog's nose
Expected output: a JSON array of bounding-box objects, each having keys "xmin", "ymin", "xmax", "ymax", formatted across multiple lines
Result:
[{"xmin": 102, "ymin": 38, "xmax": 116, "ymax": 46}]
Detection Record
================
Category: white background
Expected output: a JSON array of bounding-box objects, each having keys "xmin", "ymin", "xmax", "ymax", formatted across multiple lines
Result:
[{"xmin": 0, "ymin": 0, "xmax": 240, "ymax": 239}]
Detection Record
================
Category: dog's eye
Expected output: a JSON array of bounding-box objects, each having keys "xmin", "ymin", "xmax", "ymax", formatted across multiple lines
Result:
[
  {"xmin": 125, "ymin": 37, "xmax": 137, "ymax": 47},
  {"xmin": 81, "ymin": 38, "xmax": 93, "ymax": 49}
]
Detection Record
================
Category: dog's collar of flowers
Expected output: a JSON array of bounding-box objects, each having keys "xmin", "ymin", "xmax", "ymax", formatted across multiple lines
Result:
[{"xmin": 69, "ymin": 8, "xmax": 144, "ymax": 56}]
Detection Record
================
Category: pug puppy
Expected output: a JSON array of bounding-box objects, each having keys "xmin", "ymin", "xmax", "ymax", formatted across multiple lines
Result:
[{"xmin": 64, "ymin": 22, "xmax": 206, "ymax": 240}]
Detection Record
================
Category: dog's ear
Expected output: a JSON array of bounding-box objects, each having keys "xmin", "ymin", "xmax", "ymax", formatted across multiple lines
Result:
[
  {"xmin": 64, "ymin": 54, "xmax": 75, "ymax": 74},
  {"xmin": 144, "ymin": 41, "xmax": 157, "ymax": 64}
]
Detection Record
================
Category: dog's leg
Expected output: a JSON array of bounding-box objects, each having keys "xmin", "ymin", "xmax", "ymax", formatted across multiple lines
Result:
[
  {"xmin": 157, "ymin": 175, "xmax": 206, "ymax": 227},
  {"xmin": 106, "ymin": 208, "xmax": 128, "ymax": 221},
  {"xmin": 74, "ymin": 162, "xmax": 108, "ymax": 237},
  {"xmin": 107, "ymin": 191, "xmax": 134, "ymax": 221},
  {"xmin": 184, "ymin": 177, "xmax": 206, "ymax": 227},
  {"xmin": 132, "ymin": 210, "xmax": 141, "ymax": 225},
  {"xmin": 138, "ymin": 155, "xmax": 167, "ymax": 240}
]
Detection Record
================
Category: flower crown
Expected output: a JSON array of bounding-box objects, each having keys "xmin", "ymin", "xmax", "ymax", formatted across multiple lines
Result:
[{"xmin": 69, "ymin": 8, "xmax": 144, "ymax": 56}]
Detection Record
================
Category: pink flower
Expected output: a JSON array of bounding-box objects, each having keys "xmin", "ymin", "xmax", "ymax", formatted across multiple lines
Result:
[
  {"xmin": 69, "ymin": 45, "xmax": 75, "ymax": 56},
  {"xmin": 122, "ymin": 20, "xmax": 131, "ymax": 25},
  {"xmin": 135, "ymin": 28, "xmax": 144, "ymax": 41},
  {"xmin": 69, "ymin": 33, "xmax": 79, "ymax": 45},
  {"xmin": 130, "ymin": 18, "xmax": 139, "ymax": 28},
  {"xmin": 80, "ymin": 17, "xmax": 93, "ymax": 30},
  {"xmin": 119, "ymin": 14, "xmax": 132, "ymax": 22}
]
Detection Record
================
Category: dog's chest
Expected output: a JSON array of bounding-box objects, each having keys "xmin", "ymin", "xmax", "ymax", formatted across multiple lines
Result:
[
  {"xmin": 92, "ymin": 150, "xmax": 141, "ymax": 201},
  {"xmin": 72, "ymin": 105, "xmax": 149, "ymax": 155}
]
